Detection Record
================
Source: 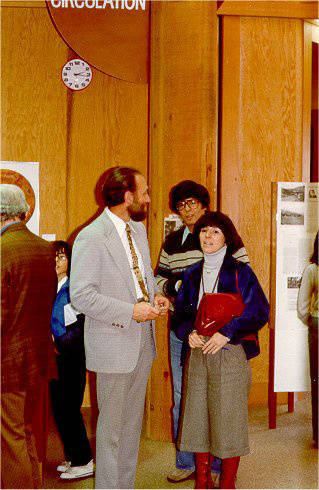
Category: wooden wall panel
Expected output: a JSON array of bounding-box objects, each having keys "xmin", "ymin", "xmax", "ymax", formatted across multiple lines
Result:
[
  {"xmin": 147, "ymin": 1, "xmax": 218, "ymax": 441},
  {"xmin": 67, "ymin": 70, "xmax": 148, "ymax": 237},
  {"xmin": 218, "ymin": 0, "xmax": 318, "ymax": 19},
  {"xmin": 1, "ymin": 1, "xmax": 46, "ymax": 7},
  {"xmin": 1, "ymin": 4, "xmax": 149, "ymax": 240},
  {"xmin": 303, "ymin": 22, "xmax": 313, "ymax": 181},
  {"xmin": 1, "ymin": 6, "xmax": 69, "ymax": 238},
  {"xmin": 220, "ymin": 16, "xmax": 304, "ymax": 399}
]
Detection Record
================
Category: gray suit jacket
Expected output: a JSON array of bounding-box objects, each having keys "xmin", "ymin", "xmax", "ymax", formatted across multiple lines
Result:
[{"xmin": 70, "ymin": 211, "xmax": 157, "ymax": 373}]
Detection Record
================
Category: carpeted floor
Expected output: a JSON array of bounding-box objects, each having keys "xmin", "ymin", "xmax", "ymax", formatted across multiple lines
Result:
[{"xmin": 44, "ymin": 394, "xmax": 318, "ymax": 489}]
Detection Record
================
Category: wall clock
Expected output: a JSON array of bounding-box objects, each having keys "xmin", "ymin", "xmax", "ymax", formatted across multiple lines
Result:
[{"xmin": 61, "ymin": 59, "xmax": 92, "ymax": 91}]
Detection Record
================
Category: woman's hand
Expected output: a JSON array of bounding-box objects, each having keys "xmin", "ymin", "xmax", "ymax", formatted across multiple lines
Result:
[
  {"xmin": 202, "ymin": 332, "xmax": 228, "ymax": 355},
  {"xmin": 188, "ymin": 330, "xmax": 205, "ymax": 348}
]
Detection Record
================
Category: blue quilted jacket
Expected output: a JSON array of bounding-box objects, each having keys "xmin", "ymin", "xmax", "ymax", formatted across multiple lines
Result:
[
  {"xmin": 51, "ymin": 279, "xmax": 85, "ymax": 354},
  {"xmin": 174, "ymin": 253, "xmax": 270, "ymax": 360}
]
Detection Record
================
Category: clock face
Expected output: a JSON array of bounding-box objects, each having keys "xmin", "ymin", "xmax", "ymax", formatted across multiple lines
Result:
[{"xmin": 61, "ymin": 59, "xmax": 92, "ymax": 91}]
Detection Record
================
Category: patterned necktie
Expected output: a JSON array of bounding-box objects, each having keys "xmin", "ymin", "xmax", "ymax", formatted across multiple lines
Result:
[{"xmin": 125, "ymin": 223, "xmax": 149, "ymax": 302}]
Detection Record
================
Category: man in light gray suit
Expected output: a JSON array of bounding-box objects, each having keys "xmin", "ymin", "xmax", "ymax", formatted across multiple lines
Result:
[{"xmin": 70, "ymin": 166, "xmax": 169, "ymax": 489}]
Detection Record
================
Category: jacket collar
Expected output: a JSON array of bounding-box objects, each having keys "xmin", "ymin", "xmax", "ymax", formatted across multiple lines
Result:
[
  {"xmin": 57, "ymin": 276, "xmax": 69, "ymax": 292},
  {"xmin": 221, "ymin": 252, "xmax": 238, "ymax": 271},
  {"xmin": 188, "ymin": 252, "xmax": 238, "ymax": 307},
  {"xmin": 188, "ymin": 260, "xmax": 203, "ymax": 308},
  {"xmin": 0, "ymin": 221, "xmax": 27, "ymax": 236},
  {"xmin": 99, "ymin": 211, "xmax": 138, "ymax": 302}
]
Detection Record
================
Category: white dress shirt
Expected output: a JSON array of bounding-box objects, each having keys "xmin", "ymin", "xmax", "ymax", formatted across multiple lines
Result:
[
  {"xmin": 57, "ymin": 275, "xmax": 68, "ymax": 292},
  {"xmin": 105, "ymin": 207, "xmax": 148, "ymax": 300}
]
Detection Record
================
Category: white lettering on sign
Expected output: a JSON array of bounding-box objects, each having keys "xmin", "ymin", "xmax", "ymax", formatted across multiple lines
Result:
[{"xmin": 50, "ymin": 0, "xmax": 146, "ymax": 9}]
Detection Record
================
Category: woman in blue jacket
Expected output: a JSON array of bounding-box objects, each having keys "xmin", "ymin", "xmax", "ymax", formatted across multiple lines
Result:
[
  {"xmin": 175, "ymin": 212, "xmax": 269, "ymax": 489},
  {"xmin": 50, "ymin": 241, "xmax": 93, "ymax": 480}
]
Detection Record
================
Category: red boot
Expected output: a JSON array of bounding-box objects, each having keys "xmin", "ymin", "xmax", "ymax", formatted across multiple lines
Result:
[
  {"xmin": 220, "ymin": 456, "xmax": 240, "ymax": 489},
  {"xmin": 195, "ymin": 452, "xmax": 210, "ymax": 489}
]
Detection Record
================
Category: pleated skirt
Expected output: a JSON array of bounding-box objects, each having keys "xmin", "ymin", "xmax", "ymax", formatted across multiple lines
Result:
[{"xmin": 178, "ymin": 343, "xmax": 251, "ymax": 459}]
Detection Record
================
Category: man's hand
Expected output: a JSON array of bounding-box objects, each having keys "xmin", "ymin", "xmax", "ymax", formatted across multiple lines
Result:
[
  {"xmin": 202, "ymin": 332, "xmax": 228, "ymax": 355},
  {"xmin": 154, "ymin": 294, "xmax": 169, "ymax": 316},
  {"xmin": 133, "ymin": 302, "xmax": 160, "ymax": 322}
]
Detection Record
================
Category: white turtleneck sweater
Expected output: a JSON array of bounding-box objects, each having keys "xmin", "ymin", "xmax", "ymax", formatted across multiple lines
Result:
[{"xmin": 198, "ymin": 245, "xmax": 227, "ymax": 306}]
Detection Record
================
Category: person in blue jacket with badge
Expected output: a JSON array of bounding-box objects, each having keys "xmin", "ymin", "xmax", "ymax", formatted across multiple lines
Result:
[{"xmin": 50, "ymin": 241, "xmax": 93, "ymax": 480}]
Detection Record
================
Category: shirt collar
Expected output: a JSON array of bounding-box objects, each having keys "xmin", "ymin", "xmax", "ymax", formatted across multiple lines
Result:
[
  {"xmin": 105, "ymin": 207, "xmax": 135, "ymax": 236},
  {"xmin": 181, "ymin": 226, "xmax": 191, "ymax": 245},
  {"xmin": 57, "ymin": 276, "xmax": 68, "ymax": 292}
]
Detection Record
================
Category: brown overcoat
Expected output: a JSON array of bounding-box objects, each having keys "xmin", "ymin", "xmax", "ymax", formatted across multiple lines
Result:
[{"xmin": 1, "ymin": 222, "xmax": 57, "ymax": 393}]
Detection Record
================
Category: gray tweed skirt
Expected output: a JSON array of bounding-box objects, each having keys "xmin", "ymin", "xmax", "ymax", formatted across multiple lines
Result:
[{"xmin": 178, "ymin": 343, "xmax": 251, "ymax": 459}]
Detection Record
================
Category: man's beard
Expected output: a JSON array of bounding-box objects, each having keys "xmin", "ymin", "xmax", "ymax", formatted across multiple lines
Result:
[{"xmin": 128, "ymin": 203, "xmax": 147, "ymax": 222}]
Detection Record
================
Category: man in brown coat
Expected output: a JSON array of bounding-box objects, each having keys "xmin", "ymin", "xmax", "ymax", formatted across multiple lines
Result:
[{"xmin": 1, "ymin": 184, "xmax": 57, "ymax": 489}]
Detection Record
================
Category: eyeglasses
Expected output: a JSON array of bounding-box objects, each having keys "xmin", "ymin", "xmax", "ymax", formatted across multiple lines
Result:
[{"xmin": 176, "ymin": 198, "xmax": 199, "ymax": 211}]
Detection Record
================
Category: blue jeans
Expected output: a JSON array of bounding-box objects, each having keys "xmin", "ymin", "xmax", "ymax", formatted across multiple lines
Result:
[{"xmin": 170, "ymin": 330, "xmax": 221, "ymax": 472}]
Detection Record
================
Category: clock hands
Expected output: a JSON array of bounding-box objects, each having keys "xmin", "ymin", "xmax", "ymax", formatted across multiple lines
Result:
[{"xmin": 62, "ymin": 59, "xmax": 92, "ymax": 90}]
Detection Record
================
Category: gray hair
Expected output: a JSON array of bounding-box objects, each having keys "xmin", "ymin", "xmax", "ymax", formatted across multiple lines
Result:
[{"xmin": 0, "ymin": 184, "xmax": 30, "ymax": 220}]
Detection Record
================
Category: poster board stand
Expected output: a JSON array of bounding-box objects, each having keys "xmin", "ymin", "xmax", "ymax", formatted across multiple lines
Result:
[
  {"xmin": 268, "ymin": 183, "xmax": 293, "ymax": 428},
  {"xmin": 268, "ymin": 328, "xmax": 295, "ymax": 428},
  {"xmin": 268, "ymin": 182, "xmax": 317, "ymax": 428}
]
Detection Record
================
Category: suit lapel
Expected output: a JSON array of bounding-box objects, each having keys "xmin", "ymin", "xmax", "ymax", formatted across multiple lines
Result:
[{"xmin": 100, "ymin": 213, "xmax": 137, "ymax": 301}]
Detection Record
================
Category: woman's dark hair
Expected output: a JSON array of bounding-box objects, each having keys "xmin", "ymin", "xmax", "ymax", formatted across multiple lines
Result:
[
  {"xmin": 52, "ymin": 240, "xmax": 71, "ymax": 275},
  {"xmin": 310, "ymin": 231, "xmax": 318, "ymax": 266},
  {"xmin": 193, "ymin": 211, "xmax": 244, "ymax": 256},
  {"xmin": 101, "ymin": 166, "xmax": 141, "ymax": 207},
  {"xmin": 170, "ymin": 180, "xmax": 210, "ymax": 213}
]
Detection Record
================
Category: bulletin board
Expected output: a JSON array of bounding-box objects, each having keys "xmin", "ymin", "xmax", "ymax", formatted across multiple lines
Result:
[
  {"xmin": 0, "ymin": 161, "xmax": 40, "ymax": 234},
  {"xmin": 269, "ymin": 182, "xmax": 318, "ymax": 427}
]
